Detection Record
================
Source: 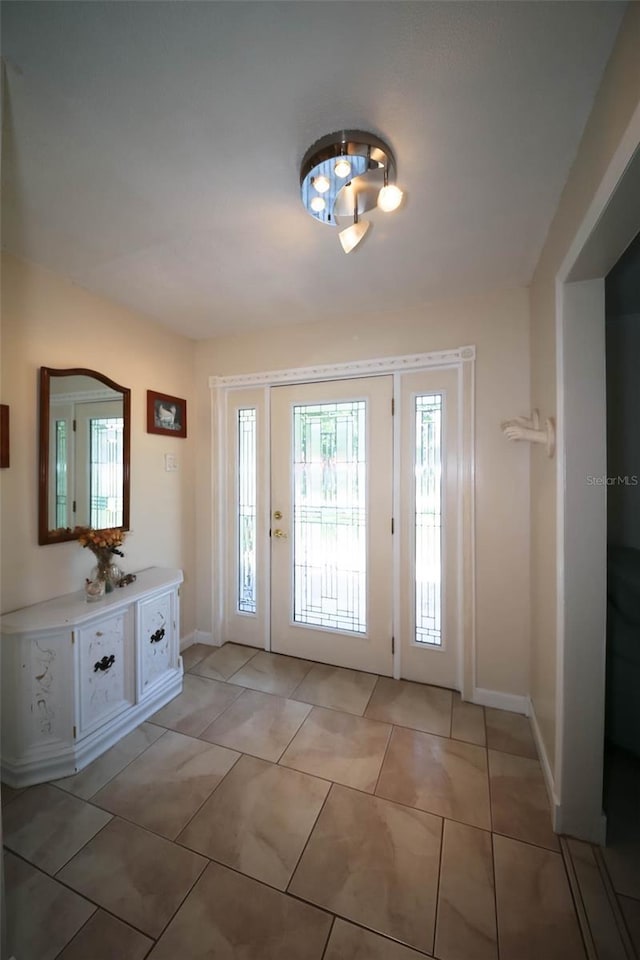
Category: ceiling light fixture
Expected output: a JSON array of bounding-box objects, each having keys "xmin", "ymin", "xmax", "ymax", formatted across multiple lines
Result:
[
  {"xmin": 377, "ymin": 166, "xmax": 404, "ymax": 212},
  {"xmin": 378, "ymin": 183, "xmax": 404, "ymax": 212},
  {"xmin": 339, "ymin": 204, "xmax": 371, "ymax": 255},
  {"xmin": 300, "ymin": 130, "xmax": 404, "ymax": 253},
  {"xmin": 334, "ymin": 157, "xmax": 352, "ymax": 179}
]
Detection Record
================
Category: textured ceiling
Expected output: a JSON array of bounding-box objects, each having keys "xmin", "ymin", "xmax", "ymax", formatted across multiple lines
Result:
[{"xmin": 0, "ymin": 1, "xmax": 626, "ymax": 339}]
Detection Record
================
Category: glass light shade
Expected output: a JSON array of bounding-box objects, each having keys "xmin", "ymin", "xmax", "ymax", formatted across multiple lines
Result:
[
  {"xmin": 377, "ymin": 184, "xmax": 404, "ymax": 212},
  {"xmin": 313, "ymin": 175, "xmax": 330, "ymax": 194},
  {"xmin": 339, "ymin": 218, "xmax": 371, "ymax": 254},
  {"xmin": 334, "ymin": 158, "xmax": 352, "ymax": 179},
  {"xmin": 310, "ymin": 196, "xmax": 326, "ymax": 212}
]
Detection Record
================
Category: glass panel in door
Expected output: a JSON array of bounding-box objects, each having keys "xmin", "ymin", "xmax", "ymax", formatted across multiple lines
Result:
[
  {"xmin": 399, "ymin": 370, "xmax": 460, "ymax": 688},
  {"xmin": 292, "ymin": 400, "xmax": 367, "ymax": 633},
  {"xmin": 75, "ymin": 400, "xmax": 123, "ymax": 529},
  {"xmin": 415, "ymin": 393, "xmax": 443, "ymax": 647},
  {"xmin": 224, "ymin": 388, "xmax": 268, "ymax": 649},
  {"xmin": 238, "ymin": 407, "xmax": 257, "ymax": 615}
]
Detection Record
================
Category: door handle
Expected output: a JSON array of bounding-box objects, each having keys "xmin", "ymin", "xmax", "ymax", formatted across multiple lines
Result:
[
  {"xmin": 94, "ymin": 655, "xmax": 115, "ymax": 673},
  {"xmin": 273, "ymin": 510, "xmax": 283, "ymax": 520},
  {"xmin": 272, "ymin": 529, "xmax": 287, "ymax": 539}
]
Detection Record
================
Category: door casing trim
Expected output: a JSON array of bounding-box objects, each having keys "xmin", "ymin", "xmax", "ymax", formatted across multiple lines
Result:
[{"xmin": 209, "ymin": 347, "xmax": 475, "ymax": 389}]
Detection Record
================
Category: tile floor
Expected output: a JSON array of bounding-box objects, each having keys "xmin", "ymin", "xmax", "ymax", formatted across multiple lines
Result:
[{"xmin": 3, "ymin": 642, "xmax": 590, "ymax": 960}]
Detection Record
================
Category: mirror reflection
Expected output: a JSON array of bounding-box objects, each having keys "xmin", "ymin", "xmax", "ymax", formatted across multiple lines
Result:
[{"xmin": 39, "ymin": 368, "xmax": 130, "ymax": 545}]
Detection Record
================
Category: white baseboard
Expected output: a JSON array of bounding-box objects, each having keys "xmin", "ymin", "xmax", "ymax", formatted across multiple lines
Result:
[
  {"xmin": 528, "ymin": 697, "xmax": 560, "ymax": 825},
  {"xmin": 181, "ymin": 630, "xmax": 217, "ymax": 650},
  {"xmin": 180, "ymin": 631, "xmax": 196, "ymax": 651},
  {"xmin": 525, "ymin": 698, "xmax": 606, "ymax": 844},
  {"xmin": 471, "ymin": 687, "xmax": 529, "ymax": 715}
]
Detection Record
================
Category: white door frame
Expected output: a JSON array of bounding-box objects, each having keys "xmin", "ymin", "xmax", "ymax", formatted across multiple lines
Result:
[
  {"xmin": 210, "ymin": 346, "xmax": 476, "ymax": 695},
  {"xmin": 554, "ymin": 105, "xmax": 640, "ymax": 842}
]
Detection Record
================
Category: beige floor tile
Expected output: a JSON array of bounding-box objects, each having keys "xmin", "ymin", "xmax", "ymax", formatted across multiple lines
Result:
[
  {"xmin": 376, "ymin": 726, "xmax": 491, "ymax": 829},
  {"xmin": 150, "ymin": 673, "xmax": 243, "ymax": 736},
  {"xmin": 5, "ymin": 851, "xmax": 96, "ymax": 960},
  {"xmin": 364, "ymin": 676, "xmax": 452, "ymax": 736},
  {"xmin": 200, "ymin": 688, "xmax": 311, "ymax": 761},
  {"xmin": 493, "ymin": 833, "xmax": 585, "ymax": 960},
  {"xmin": 93, "ymin": 730, "xmax": 239, "ymax": 838},
  {"xmin": 178, "ymin": 754, "xmax": 330, "ymax": 889},
  {"xmin": 54, "ymin": 722, "xmax": 166, "ymax": 799},
  {"xmin": 619, "ymin": 895, "xmax": 640, "ymax": 956},
  {"xmin": 58, "ymin": 909, "xmax": 153, "ymax": 960},
  {"xmin": 435, "ymin": 819, "xmax": 498, "ymax": 960},
  {"xmin": 485, "ymin": 707, "xmax": 537, "ymax": 759},
  {"xmin": 3, "ymin": 783, "xmax": 112, "ymax": 874},
  {"xmin": 489, "ymin": 749, "xmax": 558, "ymax": 850},
  {"xmin": 1, "ymin": 782, "xmax": 26, "ymax": 807},
  {"xmin": 324, "ymin": 918, "xmax": 427, "ymax": 959},
  {"xmin": 289, "ymin": 784, "xmax": 442, "ymax": 954},
  {"xmin": 452, "ymin": 693, "xmax": 486, "ymax": 746},
  {"xmin": 228, "ymin": 650, "xmax": 314, "ymax": 697},
  {"xmin": 148, "ymin": 860, "xmax": 332, "ymax": 960},
  {"xmin": 57, "ymin": 817, "xmax": 207, "ymax": 938},
  {"xmin": 566, "ymin": 838, "xmax": 627, "ymax": 960},
  {"xmin": 190, "ymin": 641, "xmax": 258, "ymax": 680},
  {"xmin": 280, "ymin": 706, "xmax": 391, "ymax": 792},
  {"xmin": 181, "ymin": 642, "xmax": 214, "ymax": 671},
  {"xmin": 291, "ymin": 663, "xmax": 378, "ymax": 716}
]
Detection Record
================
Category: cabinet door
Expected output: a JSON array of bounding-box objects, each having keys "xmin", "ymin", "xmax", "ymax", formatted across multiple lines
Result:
[
  {"xmin": 138, "ymin": 590, "xmax": 176, "ymax": 696},
  {"xmin": 77, "ymin": 610, "xmax": 134, "ymax": 737},
  {"xmin": 2, "ymin": 630, "xmax": 75, "ymax": 760}
]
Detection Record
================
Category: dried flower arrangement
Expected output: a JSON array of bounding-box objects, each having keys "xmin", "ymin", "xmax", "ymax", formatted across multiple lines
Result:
[{"xmin": 77, "ymin": 527, "xmax": 126, "ymax": 586}]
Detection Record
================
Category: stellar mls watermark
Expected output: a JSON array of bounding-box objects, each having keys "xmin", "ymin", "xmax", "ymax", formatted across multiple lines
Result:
[{"xmin": 586, "ymin": 475, "xmax": 639, "ymax": 486}]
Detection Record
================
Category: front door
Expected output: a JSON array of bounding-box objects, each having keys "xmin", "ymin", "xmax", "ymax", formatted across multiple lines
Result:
[
  {"xmin": 221, "ymin": 365, "xmax": 464, "ymax": 691},
  {"xmin": 269, "ymin": 377, "xmax": 394, "ymax": 675}
]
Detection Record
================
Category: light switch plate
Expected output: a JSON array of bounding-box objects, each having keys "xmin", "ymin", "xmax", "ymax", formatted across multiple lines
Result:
[{"xmin": 164, "ymin": 453, "xmax": 178, "ymax": 472}]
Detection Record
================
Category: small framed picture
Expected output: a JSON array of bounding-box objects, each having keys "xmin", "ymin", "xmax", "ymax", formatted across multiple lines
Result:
[
  {"xmin": 147, "ymin": 390, "xmax": 187, "ymax": 438},
  {"xmin": 0, "ymin": 404, "xmax": 9, "ymax": 468}
]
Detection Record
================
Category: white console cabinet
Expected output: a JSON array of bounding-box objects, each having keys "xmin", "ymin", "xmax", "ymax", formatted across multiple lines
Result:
[{"xmin": 1, "ymin": 567, "xmax": 184, "ymax": 788}]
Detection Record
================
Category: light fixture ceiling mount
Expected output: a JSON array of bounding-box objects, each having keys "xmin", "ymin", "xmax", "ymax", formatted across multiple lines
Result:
[{"xmin": 300, "ymin": 130, "xmax": 404, "ymax": 253}]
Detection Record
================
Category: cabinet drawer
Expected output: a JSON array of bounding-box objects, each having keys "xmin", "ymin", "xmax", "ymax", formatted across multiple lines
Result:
[
  {"xmin": 77, "ymin": 610, "xmax": 134, "ymax": 737},
  {"xmin": 139, "ymin": 590, "xmax": 175, "ymax": 695}
]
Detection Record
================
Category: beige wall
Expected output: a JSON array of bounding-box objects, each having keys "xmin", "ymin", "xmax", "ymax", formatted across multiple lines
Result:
[
  {"xmin": 530, "ymin": 4, "xmax": 640, "ymax": 770},
  {"xmin": 0, "ymin": 253, "xmax": 531, "ymax": 701},
  {"xmin": 197, "ymin": 286, "xmax": 531, "ymax": 698},
  {"xmin": 0, "ymin": 254, "xmax": 197, "ymax": 638}
]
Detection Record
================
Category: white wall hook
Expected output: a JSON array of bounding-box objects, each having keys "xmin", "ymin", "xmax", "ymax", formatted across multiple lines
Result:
[{"xmin": 501, "ymin": 409, "xmax": 555, "ymax": 458}]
